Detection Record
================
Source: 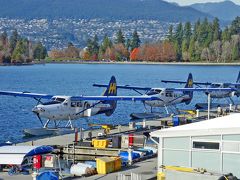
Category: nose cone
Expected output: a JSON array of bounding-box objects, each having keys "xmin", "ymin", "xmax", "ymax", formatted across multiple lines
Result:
[{"xmin": 32, "ymin": 106, "xmax": 45, "ymax": 114}]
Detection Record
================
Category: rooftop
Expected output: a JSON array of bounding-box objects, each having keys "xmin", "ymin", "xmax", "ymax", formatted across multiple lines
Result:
[{"xmin": 150, "ymin": 113, "xmax": 240, "ymax": 138}]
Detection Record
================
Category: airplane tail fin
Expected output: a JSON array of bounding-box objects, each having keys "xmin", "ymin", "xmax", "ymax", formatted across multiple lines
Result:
[
  {"xmin": 102, "ymin": 76, "xmax": 117, "ymax": 116},
  {"xmin": 184, "ymin": 73, "xmax": 193, "ymax": 105},
  {"xmin": 236, "ymin": 71, "xmax": 240, "ymax": 83}
]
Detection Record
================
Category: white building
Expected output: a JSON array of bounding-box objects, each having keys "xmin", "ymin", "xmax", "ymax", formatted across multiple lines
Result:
[{"xmin": 150, "ymin": 113, "xmax": 240, "ymax": 178}]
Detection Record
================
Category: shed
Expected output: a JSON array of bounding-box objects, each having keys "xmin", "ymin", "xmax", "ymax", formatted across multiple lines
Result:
[
  {"xmin": 0, "ymin": 146, "xmax": 37, "ymax": 165},
  {"xmin": 150, "ymin": 113, "xmax": 240, "ymax": 177}
]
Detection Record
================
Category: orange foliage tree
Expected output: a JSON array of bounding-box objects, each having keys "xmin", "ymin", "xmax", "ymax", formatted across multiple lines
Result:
[{"xmin": 135, "ymin": 41, "xmax": 176, "ymax": 62}]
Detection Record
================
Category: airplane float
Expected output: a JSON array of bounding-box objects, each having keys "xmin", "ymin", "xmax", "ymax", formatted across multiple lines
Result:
[
  {"xmin": 93, "ymin": 73, "xmax": 236, "ymax": 114},
  {"xmin": 0, "ymin": 76, "xmax": 158, "ymax": 130},
  {"xmin": 162, "ymin": 71, "xmax": 240, "ymax": 105}
]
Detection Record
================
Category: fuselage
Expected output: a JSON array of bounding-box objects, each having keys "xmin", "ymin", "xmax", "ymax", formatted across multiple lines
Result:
[
  {"xmin": 144, "ymin": 88, "xmax": 191, "ymax": 107},
  {"xmin": 32, "ymin": 96, "xmax": 112, "ymax": 120},
  {"xmin": 207, "ymin": 83, "xmax": 234, "ymax": 98}
]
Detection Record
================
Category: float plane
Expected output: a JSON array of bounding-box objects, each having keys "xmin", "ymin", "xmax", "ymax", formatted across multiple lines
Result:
[
  {"xmin": 94, "ymin": 73, "xmax": 235, "ymax": 114},
  {"xmin": 0, "ymin": 76, "xmax": 158, "ymax": 129},
  {"xmin": 162, "ymin": 71, "xmax": 240, "ymax": 105}
]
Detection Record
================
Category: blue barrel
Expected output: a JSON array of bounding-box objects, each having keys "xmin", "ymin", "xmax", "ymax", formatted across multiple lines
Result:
[
  {"xmin": 119, "ymin": 151, "xmax": 140, "ymax": 161},
  {"xmin": 172, "ymin": 116, "xmax": 179, "ymax": 126},
  {"xmin": 137, "ymin": 148, "xmax": 153, "ymax": 156}
]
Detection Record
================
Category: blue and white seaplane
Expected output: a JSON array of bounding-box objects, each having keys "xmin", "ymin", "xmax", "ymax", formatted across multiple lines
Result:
[
  {"xmin": 0, "ymin": 76, "xmax": 158, "ymax": 135},
  {"xmin": 162, "ymin": 71, "xmax": 240, "ymax": 108},
  {"xmin": 94, "ymin": 73, "xmax": 236, "ymax": 116}
]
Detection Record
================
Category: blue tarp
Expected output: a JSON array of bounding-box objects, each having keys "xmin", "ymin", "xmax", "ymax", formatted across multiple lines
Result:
[
  {"xmin": 37, "ymin": 171, "xmax": 58, "ymax": 180},
  {"xmin": 24, "ymin": 146, "xmax": 54, "ymax": 158}
]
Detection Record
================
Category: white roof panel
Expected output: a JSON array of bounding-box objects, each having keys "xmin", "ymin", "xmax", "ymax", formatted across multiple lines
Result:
[
  {"xmin": 150, "ymin": 113, "xmax": 240, "ymax": 138},
  {"xmin": 0, "ymin": 146, "xmax": 37, "ymax": 165}
]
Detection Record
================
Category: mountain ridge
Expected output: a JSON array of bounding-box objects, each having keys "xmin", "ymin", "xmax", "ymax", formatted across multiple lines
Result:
[
  {"xmin": 190, "ymin": 0, "xmax": 240, "ymax": 21},
  {"xmin": 0, "ymin": 0, "xmax": 211, "ymax": 22}
]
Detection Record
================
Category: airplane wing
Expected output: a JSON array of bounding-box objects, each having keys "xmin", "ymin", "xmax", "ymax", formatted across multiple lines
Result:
[
  {"xmin": 161, "ymin": 80, "xmax": 212, "ymax": 86},
  {"xmin": 167, "ymin": 88, "xmax": 236, "ymax": 92},
  {"xmin": 71, "ymin": 96, "xmax": 158, "ymax": 101},
  {"xmin": 0, "ymin": 91, "xmax": 54, "ymax": 99},
  {"xmin": 93, "ymin": 84, "xmax": 152, "ymax": 91},
  {"xmin": 228, "ymin": 83, "xmax": 240, "ymax": 86}
]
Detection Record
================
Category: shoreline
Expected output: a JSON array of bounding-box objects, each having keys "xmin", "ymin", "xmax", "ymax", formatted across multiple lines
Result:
[
  {"xmin": 2, "ymin": 61, "xmax": 240, "ymax": 66},
  {"xmin": 47, "ymin": 61, "xmax": 240, "ymax": 66}
]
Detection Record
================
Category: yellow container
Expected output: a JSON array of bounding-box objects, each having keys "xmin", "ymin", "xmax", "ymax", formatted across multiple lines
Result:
[
  {"xmin": 92, "ymin": 139, "xmax": 109, "ymax": 148},
  {"xmin": 96, "ymin": 157, "xmax": 115, "ymax": 174},
  {"xmin": 112, "ymin": 157, "xmax": 122, "ymax": 171},
  {"xmin": 157, "ymin": 172, "xmax": 165, "ymax": 180}
]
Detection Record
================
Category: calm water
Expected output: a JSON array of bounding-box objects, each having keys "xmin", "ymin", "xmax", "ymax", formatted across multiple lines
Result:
[{"xmin": 0, "ymin": 64, "xmax": 239, "ymax": 143}]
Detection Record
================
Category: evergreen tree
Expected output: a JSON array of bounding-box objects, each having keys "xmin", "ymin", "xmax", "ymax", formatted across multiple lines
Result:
[
  {"xmin": 12, "ymin": 40, "xmax": 26, "ymax": 62},
  {"xmin": 168, "ymin": 25, "xmax": 174, "ymax": 42},
  {"xmin": 213, "ymin": 17, "xmax": 221, "ymax": 41},
  {"xmin": 33, "ymin": 42, "xmax": 47, "ymax": 60},
  {"xmin": 188, "ymin": 37, "xmax": 196, "ymax": 61},
  {"xmin": 183, "ymin": 22, "xmax": 192, "ymax": 46},
  {"xmin": 222, "ymin": 27, "xmax": 231, "ymax": 42},
  {"xmin": 193, "ymin": 19, "xmax": 201, "ymax": 40},
  {"xmin": 9, "ymin": 29, "xmax": 19, "ymax": 53},
  {"xmin": 130, "ymin": 30, "xmax": 141, "ymax": 51},
  {"xmin": 86, "ymin": 35, "xmax": 99, "ymax": 57},
  {"xmin": 115, "ymin": 29, "xmax": 125, "ymax": 45},
  {"xmin": 198, "ymin": 18, "xmax": 210, "ymax": 47},
  {"xmin": 174, "ymin": 23, "xmax": 183, "ymax": 60},
  {"xmin": 230, "ymin": 16, "xmax": 240, "ymax": 35},
  {"xmin": 102, "ymin": 34, "xmax": 112, "ymax": 52},
  {"xmin": 92, "ymin": 35, "xmax": 99, "ymax": 56}
]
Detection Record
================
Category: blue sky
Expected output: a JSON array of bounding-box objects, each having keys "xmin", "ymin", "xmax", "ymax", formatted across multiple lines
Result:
[{"xmin": 165, "ymin": 0, "xmax": 240, "ymax": 5}]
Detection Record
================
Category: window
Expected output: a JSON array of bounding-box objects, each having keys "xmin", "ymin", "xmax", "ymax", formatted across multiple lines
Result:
[
  {"xmin": 71, "ymin": 102, "xmax": 77, "ymax": 107},
  {"xmin": 55, "ymin": 98, "xmax": 65, "ymax": 103},
  {"xmin": 193, "ymin": 141, "xmax": 220, "ymax": 150},
  {"xmin": 155, "ymin": 89, "xmax": 162, "ymax": 93},
  {"xmin": 166, "ymin": 92, "xmax": 173, "ymax": 97}
]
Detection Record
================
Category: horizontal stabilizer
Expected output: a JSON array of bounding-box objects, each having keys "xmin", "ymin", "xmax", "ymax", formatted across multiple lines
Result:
[{"xmin": 93, "ymin": 84, "xmax": 151, "ymax": 91}]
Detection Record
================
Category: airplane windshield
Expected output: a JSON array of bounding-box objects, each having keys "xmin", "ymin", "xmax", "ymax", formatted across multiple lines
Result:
[
  {"xmin": 147, "ymin": 89, "xmax": 161, "ymax": 95},
  {"xmin": 55, "ymin": 98, "xmax": 66, "ymax": 103},
  {"xmin": 42, "ymin": 97, "xmax": 66, "ymax": 105},
  {"xmin": 211, "ymin": 84, "xmax": 221, "ymax": 88}
]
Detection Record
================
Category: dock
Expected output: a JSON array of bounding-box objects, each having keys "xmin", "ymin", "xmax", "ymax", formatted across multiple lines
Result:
[{"xmin": 1, "ymin": 106, "xmax": 237, "ymax": 180}]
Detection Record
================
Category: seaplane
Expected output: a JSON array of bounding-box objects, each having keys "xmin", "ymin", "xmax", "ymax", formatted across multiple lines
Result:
[
  {"xmin": 93, "ymin": 73, "xmax": 236, "ymax": 116},
  {"xmin": 0, "ymin": 76, "xmax": 158, "ymax": 135},
  {"xmin": 162, "ymin": 71, "xmax": 240, "ymax": 108}
]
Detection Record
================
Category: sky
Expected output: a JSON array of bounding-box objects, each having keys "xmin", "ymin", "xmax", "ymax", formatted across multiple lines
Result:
[{"xmin": 165, "ymin": 0, "xmax": 240, "ymax": 6}]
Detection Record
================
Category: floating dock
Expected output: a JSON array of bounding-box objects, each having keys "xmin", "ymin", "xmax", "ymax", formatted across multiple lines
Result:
[{"xmin": 1, "ymin": 106, "xmax": 238, "ymax": 179}]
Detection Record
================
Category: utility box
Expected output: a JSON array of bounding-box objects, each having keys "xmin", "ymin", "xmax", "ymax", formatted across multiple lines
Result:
[
  {"xmin": 92, "ymin": 139, "xmax": 109, "ymax": 148},
  {"xmin": 96, "ymin": 157, "xmax": 115, "ymax": 174}
]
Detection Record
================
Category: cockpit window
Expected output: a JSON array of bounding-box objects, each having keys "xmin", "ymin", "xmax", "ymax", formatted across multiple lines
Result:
[
  {"xmin": 147, "ymin": 89, "xmax": 161, "ymax": 95},
  {"xmin": 55, "ymin": 98, "xmax": 66, "ymax": 102},
  {"xmin": 42, "ymin": 97, "xmax": 66, "ymax": 106},
  {"xmin": 155, "ymin": 89, "xmax": 162, "ymax": 93},
  {"xmin": 211, "ymin": 84, "xmax": 220, "ymax": 88}
]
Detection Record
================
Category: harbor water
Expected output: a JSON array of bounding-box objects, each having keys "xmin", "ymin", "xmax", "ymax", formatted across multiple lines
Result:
[{"xmin": 0, "ymin": 63, "xmax": 239, "ymax": 143}]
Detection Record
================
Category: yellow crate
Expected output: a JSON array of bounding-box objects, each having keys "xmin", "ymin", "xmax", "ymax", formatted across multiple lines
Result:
[
  {"xmin": 157, "ymin": 172, "xmax": 165, "ymax": 180},
  {"xmin": 96, "ymin": 157, "xmax": 115, "ymax": 174},
  {"xmin": 112, "ymin": 157, "xmax": 122, "ymax": 171},
  {"xmin": 92, "ymin": 139, "xmax": 109, "ymax": 148}
]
